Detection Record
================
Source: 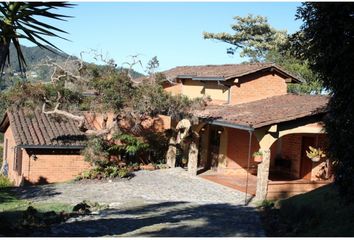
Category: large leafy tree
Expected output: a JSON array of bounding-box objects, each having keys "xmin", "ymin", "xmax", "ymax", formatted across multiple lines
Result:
[
  {"xmin": 293, "ymin": 3, "xmax": 354, "ymax": 199},
  {"xmin": 204, "ymin": 14, "xmax": 288, "ymax": 62},
  {"xmin": 0, "ymin": 2, "xmax": 73, "ymax": 73},
  {"xmin": 203, "ymin": 14, "xmax": 323, "ymax": 94}
]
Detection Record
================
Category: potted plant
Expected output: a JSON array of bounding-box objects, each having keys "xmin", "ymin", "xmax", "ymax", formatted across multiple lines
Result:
[
  {"xmin": 306, "ymin": 146, "xmax": 326, "ymax": 162},
  {"xmin": 253, "ymin": 151, "xmax": 263, "ymax": 163}
]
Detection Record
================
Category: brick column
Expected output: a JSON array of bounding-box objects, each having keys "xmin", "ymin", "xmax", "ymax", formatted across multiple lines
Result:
[
  {"xmin": 188, "ymin": 141, "xmax": 198, "ymax": 175},
  {"xmin": 166, "ymin": 137, "xmax": 176, "ymax": 168},
  {"xmin": 255, "ymin": 149, "xmax": 271, "ymax": 201}
]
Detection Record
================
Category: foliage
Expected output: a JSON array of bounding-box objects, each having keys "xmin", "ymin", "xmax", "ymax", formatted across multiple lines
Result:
[
  {"xmin": 131, "ymin": 81, "xmax": 205, "ymax": 119},
  {"xmin": 81, "ymin": 137, "xmax": 110, "ymax": 168},
  {"xmin": 306, "ymin": 146, "xmax": 326, "ymax": 160},
  {"xmin": 203, "ymin": 14, "xmax": 324, "ymax": 94},
  {"xmin": 252, "ymin": 151, "xmax": 263, "ymax": 157},
  {"xmin": 76, "ymin": 166, "xmax": 131, "ymax": 180},
  {"xmin": 0, "ymin": 81, "xmax": 84, "ymax": 119},
  {"xmin": 203, "ymin": 14, "xmax": 287, "ymax": 62},
  {"xmin": 112, "ymin": 133, "xmax": 149, "ymax": 155},
  {"xmin": 0, "ymin": 174, "xmax": 12, "ymax": 188},
  {"xmin": 259, "ymin": 184, "xmax": 354, "ymax": 236},
  {"xmin": 87, "ymin": 66, "xmax": 135, "ymax": 112},
  {"xmin": 293, "ymin": 2, "xmax": 354, "ymax": 199},
  {"xmin": 143, "ymin": 132, "xmax": 169, "ymax": 163},
  {"xmin": 0, "ymin": 145, "xmax": 3, "ymax": 167},
  {"xmin": 0, "ymin": 2, "xmax": 74, "ymax": 73},
  {"xmin": 117, "ymin": 167, "xmax": 130, "ymax": 178}
]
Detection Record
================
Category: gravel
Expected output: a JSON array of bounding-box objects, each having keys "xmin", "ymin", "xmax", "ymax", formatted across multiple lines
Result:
[{"xmin": 12, "ymin": 168, "xmax": 265, "ymax": 237}]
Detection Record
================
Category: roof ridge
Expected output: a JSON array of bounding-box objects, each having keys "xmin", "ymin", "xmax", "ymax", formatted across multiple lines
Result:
[{"xmin": 171, "ymin": 62, "xmax": 274, "ymax": 69}]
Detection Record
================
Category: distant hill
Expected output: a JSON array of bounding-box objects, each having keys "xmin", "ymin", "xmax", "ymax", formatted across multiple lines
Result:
[
  {"xmin": 1, "ymin": 44, "xmax": 144, "ymax": 86},
  {"xmin": 8, "ymin": 44, "xmax": 70, "ymax": 72}
]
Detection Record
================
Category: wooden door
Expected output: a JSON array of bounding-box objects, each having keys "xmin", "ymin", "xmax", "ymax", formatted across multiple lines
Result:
[{"xmin": 300, "ymin": 136, "xmax": 315, "ymax": 180}]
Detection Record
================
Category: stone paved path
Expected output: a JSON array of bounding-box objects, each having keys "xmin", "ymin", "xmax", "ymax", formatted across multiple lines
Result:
[{"xmin": 13, "ymin": 168, "xmax": 264, "ymax": 237}]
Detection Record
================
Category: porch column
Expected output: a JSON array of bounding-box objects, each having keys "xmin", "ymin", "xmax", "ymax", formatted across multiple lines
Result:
[
  {"xmin": 188, "ymin": 141, "xmax": 198, "ymax": 175},
  {"xmin": 166, "ymin": 137, "xmax": 176, "ymax": 168},
  {"xmin": 255, "ymin": 149, "xmax": 271, "ymax": 201}
]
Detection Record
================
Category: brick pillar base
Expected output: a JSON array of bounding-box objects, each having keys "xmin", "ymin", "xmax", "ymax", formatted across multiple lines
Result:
[{"xmin": 255, "ymin": 149, "xmax": 271, "ymax": 201}]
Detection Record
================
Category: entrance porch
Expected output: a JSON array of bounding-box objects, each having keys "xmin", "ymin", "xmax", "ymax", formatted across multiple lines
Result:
[{"xmin": 196, "ymin": 121, "xmax": 333, "ymax": 200}]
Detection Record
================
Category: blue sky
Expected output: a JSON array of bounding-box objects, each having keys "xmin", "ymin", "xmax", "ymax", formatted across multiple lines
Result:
[{"xmin": 24, "ymin": 2, "xmax": 303, "ymax": 72}]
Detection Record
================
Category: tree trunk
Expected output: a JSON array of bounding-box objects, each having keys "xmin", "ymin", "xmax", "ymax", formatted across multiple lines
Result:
[
  {"xmin": 0, "ymin": 40, "xmax": 10, "ymax": 72},
  {"xmin": 166, "ymin": 137, "xmax": 176, "ymax": 168},
  {"xmin": 188, "ymin": 141, "xmax": 198, "ymax": 175}
]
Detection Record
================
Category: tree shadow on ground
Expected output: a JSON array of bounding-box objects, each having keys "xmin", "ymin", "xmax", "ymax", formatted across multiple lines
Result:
[
  {"xmin": 28, "ymin": 201, "xmax": 264, "ymax": 237},
  {"xmin": 9, "ymin": 184, "xmax": 60, "ymax": 201}
]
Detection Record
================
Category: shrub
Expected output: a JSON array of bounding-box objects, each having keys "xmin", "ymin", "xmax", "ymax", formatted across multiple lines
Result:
[
  {"xmin": 118, "ymin": 168, "xmax": 130, "ymax": 178},
  {"xmin": 0, "ymin": 145, "xmax": 3, "ymax": 167},
  {"xmin": 76, "ymin": 166, "xmax": 131, "ymax": 181},
  {"xmin": 104, "ymin": 166, "xmax": 120, "ymax": 178},
  {"xmin": 0, "ymin": 174, "xmax": 13, "ymax": 188}
]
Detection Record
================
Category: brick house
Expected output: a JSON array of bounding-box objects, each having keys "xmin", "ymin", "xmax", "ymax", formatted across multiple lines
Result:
[
  {"xmin": 159, "ymin": 63, "xmax": 331, "ymax": 200},
  {"xmin": 0, "ymin": 106, "xmax": 170, "ymax": 186},
  {"xmin": 0, "ymin": 107, "xmax": 90, "ymax": 186}
]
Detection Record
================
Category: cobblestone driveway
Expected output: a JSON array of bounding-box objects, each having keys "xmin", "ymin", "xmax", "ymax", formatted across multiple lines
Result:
[{"xmin": 14, "ymin": 168, "xmax": 264, "ymax": 237}]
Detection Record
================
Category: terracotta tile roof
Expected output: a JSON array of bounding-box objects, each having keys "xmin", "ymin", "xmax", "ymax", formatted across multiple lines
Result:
[
  {"xmin": 135, "ymin": 63, "xmax": 302, "ymax": 83},
  {"xmin": 194, "ymin": 94, "xmax": 329, "ymax": 129},
  {"xmin": 162, "ymin": 63, "xmax": 302, "ymax": 82},
  {"xmin": 0, "ymin": 106, "xmax": 87, "ymax": 148}
]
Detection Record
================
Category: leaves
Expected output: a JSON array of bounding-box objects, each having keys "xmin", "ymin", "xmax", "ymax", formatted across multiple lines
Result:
[
  {"xmin": 294, "ymin": 3, "xmax": 354, "ymax": 199},
  {"xmin": 203, "ymin": 14, "xmax": 288, "ymax": 62},
  {"xmin": 0, "ymin": 2, "xmax": 74, "ymax": 73}
]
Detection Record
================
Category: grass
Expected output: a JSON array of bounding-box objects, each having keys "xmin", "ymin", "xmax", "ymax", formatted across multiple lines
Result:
[
  {"xmin": 0, "ymin": 174, "xmax": 13, "ymax": 188},
  {"xmin": 0, "ymin": 187, "xmax": 73, "ymax": 235},
  {"xmin": 0, "ymin": 188, "xmax": 72, "ymax": 213},
  {"xmin": 259, "ymin": 184, "xmax": 354, "ymax": 237}
]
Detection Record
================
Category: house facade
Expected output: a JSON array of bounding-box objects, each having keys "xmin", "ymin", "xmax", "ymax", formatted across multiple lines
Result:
[
  {"xmin": 0, "ymin": 106, "xmax": 171, "ymax": 186},
  {"xmin": 160, "ymin": 63, "xmax": 331, "ymax": 200},
  {"xmin": 0, "ymin": 107, "xmax": 90, "ymax": 185}
]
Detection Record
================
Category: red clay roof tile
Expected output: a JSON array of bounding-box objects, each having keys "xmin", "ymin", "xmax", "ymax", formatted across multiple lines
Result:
[{"xmin": 194, "ymin": 94, "xmax": 329, "ymax": 129}]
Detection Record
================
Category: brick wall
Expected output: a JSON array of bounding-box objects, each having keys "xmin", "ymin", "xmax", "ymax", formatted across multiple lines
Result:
[
  {"xmin": 3, "ymin": 124, "xmax": 90, "ymax": 186},
  {"xmin": 3, "ymin": 126, "xmax": 23, "ymax": 185},
  {"xmin": 279, "ymin": 134, "xmax": 303, "ymax": 178},
  {"xmin": 23, "ymin": 150, "xmax": 90, "ymax": 184},
  {"xmin": 230, "ymin": 72, "xmax": 287, "ymax": 105},
  {"xmin": 225, "ymin": 128, "xmax": 260, "ymax": 175},
  {"xmin": 276, "ymin": 133, "xmax": 328, "ymax": 180}
]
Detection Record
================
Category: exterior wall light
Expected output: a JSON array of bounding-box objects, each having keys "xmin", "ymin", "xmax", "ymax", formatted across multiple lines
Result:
[{"xmin": 31, "ymin": 154, "xmax": 38, "ymax": 161}]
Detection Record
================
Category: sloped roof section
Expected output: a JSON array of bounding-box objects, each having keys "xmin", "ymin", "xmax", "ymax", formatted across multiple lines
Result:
[
  {"xmin": 194, "ymin": 94, "xmax": 329, "ymax": 129},
  {"xmin": 0, "ymin": 106, "xmax": 87, "ymax": 148},
  {"xmin": 162, "ymin": 63, "xmax": 302, "ymax": 83}
]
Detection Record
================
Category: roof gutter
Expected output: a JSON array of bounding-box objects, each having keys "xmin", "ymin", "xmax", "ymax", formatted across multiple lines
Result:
[
  {"xmin": 208, "ymin": 119, "xmax": 255, "ymax": 132},
  {"xmin": 18, "ymin": 145, "xmax": 86, "ymax": 150},
  {"xmin": 176, "ymin": 75, "xmax": 226, "ymax": 81}
]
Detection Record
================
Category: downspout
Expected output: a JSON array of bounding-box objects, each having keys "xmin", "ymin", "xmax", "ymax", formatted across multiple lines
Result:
[{"xmin": 244, "ymin": 129, "xmax": 253, "ymax": 205}]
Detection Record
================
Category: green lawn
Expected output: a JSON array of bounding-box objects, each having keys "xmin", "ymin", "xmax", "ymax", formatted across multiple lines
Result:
[
  {"xmin": 0, "ymin": 187, "xmax": 73, "ymax": 236},
  {"xmin": 260, "ymin": 184, "xmax": 354, "ymax": 237},
  {"xmin": 0, "ymin": 188, "xmax": 72, "ymax": 213}
]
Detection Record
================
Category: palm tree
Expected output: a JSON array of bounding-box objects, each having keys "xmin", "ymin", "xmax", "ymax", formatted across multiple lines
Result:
[{"xmin": 0, "ymin": 2, "xmax": 74, "ymax": 74}]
